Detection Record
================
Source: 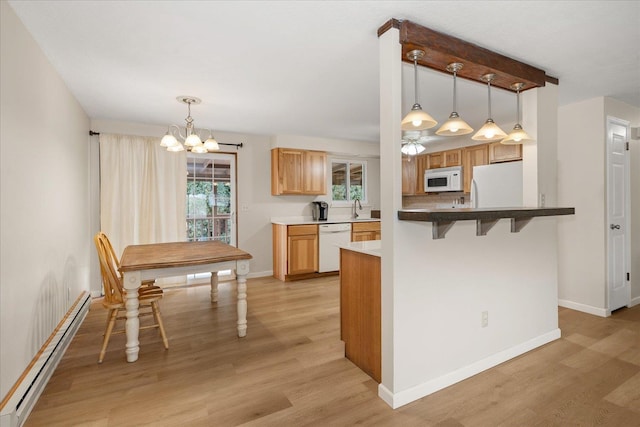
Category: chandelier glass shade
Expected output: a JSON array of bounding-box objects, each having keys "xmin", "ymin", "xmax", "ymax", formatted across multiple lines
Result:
[
  {"xmin": 401, "ymin": 130, "xmax": 428, "ymax": 156},
  {"xmin": 401, "ymin": 50, "xmax": 437, "ymax": 131},
  {"xmin": 472, "ymin": 74, "xmax": 507, "ymax": 142},
  {"xmin": 501, "ymin": 83, "xmax": 535, "ymax": 145},
  {"xmin": 160, "ymin": 96, "xmax": 220, "ymax": 153},
  {"xmin": 436, "ymin": 63, "xmax": 473, "ymax": 136}
]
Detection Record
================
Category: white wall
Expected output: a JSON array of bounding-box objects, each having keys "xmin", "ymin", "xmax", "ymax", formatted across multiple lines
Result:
[
  {"xmin": 1, "ymin": 1, "xmax": 91, "ymax": 399},
  {"xmin": 90, "ymin": 120, "xmax": 380, "ymax": 281},
  {"xmin": 557, "ymin": 97, "xmax": 640, "ymax": 314}
]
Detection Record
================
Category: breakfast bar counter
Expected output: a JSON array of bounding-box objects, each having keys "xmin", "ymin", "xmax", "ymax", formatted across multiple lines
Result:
[{"xmin": 398, "ymin": 207, "xmax": 575, "ymax": 239}]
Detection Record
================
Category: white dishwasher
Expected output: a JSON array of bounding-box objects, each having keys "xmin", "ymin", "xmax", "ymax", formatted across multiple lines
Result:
[{"xmin": 318, "ymin": 223, "xmax": 352, "ymax": 272}]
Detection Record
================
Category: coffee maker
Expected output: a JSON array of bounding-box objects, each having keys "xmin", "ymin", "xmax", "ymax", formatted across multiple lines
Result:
[{"xmin": 311, "ymin": 201, "xmax": 329, "ymax": 221}]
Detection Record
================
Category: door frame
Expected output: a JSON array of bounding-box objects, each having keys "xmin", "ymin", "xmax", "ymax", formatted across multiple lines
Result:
[{"xmin": 606, "ymin": 116, "xmax": 631, "ymax": 314}]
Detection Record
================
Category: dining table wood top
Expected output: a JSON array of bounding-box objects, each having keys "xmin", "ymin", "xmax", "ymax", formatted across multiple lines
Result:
[{"xmin": 120, "ymin": 240, "xmax": 252, "ymax": 272}]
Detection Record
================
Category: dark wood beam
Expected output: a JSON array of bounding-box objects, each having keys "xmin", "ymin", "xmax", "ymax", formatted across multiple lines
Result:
[{"xmin": 379, "ymin": 19, "xmax": 557, "ymax": 92}]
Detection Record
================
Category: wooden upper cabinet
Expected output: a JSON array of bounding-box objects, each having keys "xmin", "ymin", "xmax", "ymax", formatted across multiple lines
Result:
[
  {"xmin": 303, "ymin": 150, "xmax": 327, "ymax": 194},
  {"xmin": 415, "ymin": 154, "xmax": 429, "ymax": 193},
  {"xmin": 402, "ymin": 156, "xmax": 417, "ymax": 195},
  {"xmin": 427, "ymin": 152, "xmax": 444, "ymax": 169},
  {"xmin": 489, "ymin": 142, "xmax": 523, "ymax": 163},
  {"xmin": 271, "ymin": 148, "xmax": 326, "ymax": 195},
  {"xmin": 444, "ymin": 149, "xmax": 462, "ymax": 167},
  {"xmin": 463, "ymin": 144, "xmax": 490, "ymax": 193}
]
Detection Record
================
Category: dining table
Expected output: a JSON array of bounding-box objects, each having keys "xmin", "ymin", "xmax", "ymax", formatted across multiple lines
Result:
[{"xmin": 119, "ymin": 240, "xmax": 252, "ymax": 362}]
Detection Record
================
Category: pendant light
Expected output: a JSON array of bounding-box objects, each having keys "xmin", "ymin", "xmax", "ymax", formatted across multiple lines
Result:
[
  {"xmin": 472, "ymin": 74, "xmax": 507, "ymax": 141},
  {"xmin": 401, "ymin": 49, "xmax": 437, "ymax": 131},
  {"xmin": 501, "ymin": 82, "xmax": 535, "ymax": 144},
  {"xmin": 436, "ymin": 63, "xmax": 473, "ymax": 136}
]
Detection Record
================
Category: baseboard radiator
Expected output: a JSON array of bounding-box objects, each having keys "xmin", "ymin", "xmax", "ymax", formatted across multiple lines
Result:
[{"xmin": 0, "ymin": 292, "xmax": 91, "ymax": 427}]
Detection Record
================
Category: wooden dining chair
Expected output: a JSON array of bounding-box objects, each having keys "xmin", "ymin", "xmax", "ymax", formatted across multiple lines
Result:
[
  {"xmin": 94, "ymin": 233, "xmax": 169, "ymax": 363},
  {"xmin": 96, "ymin": 232, "xmax": 158, "ymax": 290}
]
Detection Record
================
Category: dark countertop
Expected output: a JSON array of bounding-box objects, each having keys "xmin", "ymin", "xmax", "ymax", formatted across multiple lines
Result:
[
  {"xmin": 397, "ymin": 207, "xmax": 575, "ymax": 239},
  {"xmin": 398, "ymin": 207, "xmax": 575, "ymax": 222}
]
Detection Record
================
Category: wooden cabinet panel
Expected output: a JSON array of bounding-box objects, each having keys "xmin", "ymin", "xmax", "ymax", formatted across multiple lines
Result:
[
  {"xmin": 351, "ymin": 221, "xmax": 381, "ymax": 242},
  {"xmin": 271, "ymin": 148, "xmax": 326, "ymax": 195},
  {"xmin": 489, "ymin": 142, "xmax": 522, "ymax": 163},
  {"xmin": 402, "ymin": 156, "xmax": 416, "ymax": 195},
  {"xmin": 427, "ymin": 152, "xmax": 444, "ymax": 169},
  {"xmin": 415, "ymin": 154, "xmax": 428, "ymax": 193},
  {"xmin": 444, "ymin": 149, "xmax": 462, "ymax": 166},
  {"xmin": 303, "ymin": 150, "xmax": 327, "ymax": 194},
  {"xmin": 288, "ymin": 233, "xmax": 318, "ymax": 275},
  {"xmin": 272, "ymin": 223, "xmax": 318, "ymax": 280},
  {"xmin": 463, "ymin": 144, "xmax": 490, "ymax": 193},
  {"xmin": 340, "ymin": 248, "xmax": 381, "ymax": 382}
]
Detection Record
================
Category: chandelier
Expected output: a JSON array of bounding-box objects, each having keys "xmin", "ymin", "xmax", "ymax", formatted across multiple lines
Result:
[{"xmin": 160, "ymin": 96, "xmax": 220, "ymax": 153}]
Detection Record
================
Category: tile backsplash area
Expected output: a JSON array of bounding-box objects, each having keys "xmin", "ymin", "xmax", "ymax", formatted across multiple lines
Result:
[{"xmin": 403, "ymin": 192, "xmax": 470, "ymax": 209}]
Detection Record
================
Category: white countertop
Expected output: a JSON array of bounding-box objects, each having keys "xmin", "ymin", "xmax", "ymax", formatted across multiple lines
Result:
[
  {"xmin": 271, "ymin": 216, "xmax": 380, "ymax": 225},
  {"xmin": 337, "ymin": 240, "xmax": 381, "ymax": 257}
]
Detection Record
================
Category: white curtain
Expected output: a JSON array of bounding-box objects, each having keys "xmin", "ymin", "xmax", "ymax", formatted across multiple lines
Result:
[{"xmin": 99, "ymin": 133, "xmax": 187, "ymax": 260}]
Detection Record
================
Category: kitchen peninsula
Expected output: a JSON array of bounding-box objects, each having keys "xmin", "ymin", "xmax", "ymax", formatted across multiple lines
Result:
[{"xmin": 338, "ymin": 240, "xmax": 381, "ymax": 382}]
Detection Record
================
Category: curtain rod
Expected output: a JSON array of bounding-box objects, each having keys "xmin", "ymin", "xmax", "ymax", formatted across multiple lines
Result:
[{"xmin": 89, "ymin": 131, "xmax": 243, "ymax": 149}]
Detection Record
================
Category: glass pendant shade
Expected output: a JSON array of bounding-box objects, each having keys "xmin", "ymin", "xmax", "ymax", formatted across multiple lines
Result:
[
  {"xmin": 472, "ymin": 119, "xmax": 507, "ymax": 141},
  {"xmin": 184, "ymin": 133, "xmax": 202, "ymax": 147},
  {"xmin": 436, "ymin": 63, "xmax": 473, "ymax": 136},
  {"xmin": 401, "ymin": 106, "xmax": 437, "ymax": 131},
  {"xmin": 436, "ymin": 112, "xmax": 474, "ymax": 136},
  {"xmin": 204, "ymin": 137, "xmax": 220, "ymax": 151},
  {"xmin": 472, "ymin": 74, "xmax": 506, "ymax": 142},
  {"xmin": 501, "ymin": 82, "xmax": 535, "ymax": 145},
  {"xmin": 401, "ymin": 49, "xmax": 437, "ymax": 132},
  {"xmin": 161, "ymin": 132, "xmax": 178, "ymax": 147},
  {"xmin": 502, "ymin": 124, "xmax": 534, "ymax": 144},
  {"xmin": 167, "ymin": 143, "xmax": 185, "ymax": 152},
  {"xmin": 191, "ymin": 144, "xmax": 208, "ymax": 154},
  {"xmin": 401, "ymin": 141, "xmax": 426, "ymax": 156}
]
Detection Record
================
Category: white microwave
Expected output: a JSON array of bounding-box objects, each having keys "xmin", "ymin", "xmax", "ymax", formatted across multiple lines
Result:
[{"xmin": 424, "ymin": 166, "xmax": 463, "ymax": 192}]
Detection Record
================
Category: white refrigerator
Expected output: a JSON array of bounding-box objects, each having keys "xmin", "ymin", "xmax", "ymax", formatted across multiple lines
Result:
[{"xmin": 471, "ymin": 161, "xmax": 523, "ymax": 208}]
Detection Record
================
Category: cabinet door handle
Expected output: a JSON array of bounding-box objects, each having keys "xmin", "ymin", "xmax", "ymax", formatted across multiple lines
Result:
[{"xmin": 610, "ymin": 224, "xmax": 621, "ymax": 230}]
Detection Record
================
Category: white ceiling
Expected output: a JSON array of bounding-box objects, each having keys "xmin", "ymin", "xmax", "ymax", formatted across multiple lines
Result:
[{"xmin": 8, "ymin": 1, "xmax": 640, "ymax": 144}]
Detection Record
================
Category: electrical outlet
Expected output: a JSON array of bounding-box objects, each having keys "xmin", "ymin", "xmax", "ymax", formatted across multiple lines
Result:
[
  {"xmin": 481, "ymin": 311, "xmax": 488, "ymax": 328},
  {"xmin": 540, "ymin": 193, "xmax": 546, "ymax": 207},
  {"xmin": 241, "ymin": 204, "xmax": 249, "ymax": 212}
]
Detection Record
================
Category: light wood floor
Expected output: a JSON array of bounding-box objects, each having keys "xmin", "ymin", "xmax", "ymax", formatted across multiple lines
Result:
[{"xmin": 26, "ymin": 276, "xmax": 640, "ymax": 426}]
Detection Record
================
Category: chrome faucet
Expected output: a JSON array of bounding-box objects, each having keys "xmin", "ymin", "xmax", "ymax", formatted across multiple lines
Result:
[{"xmin": 353, "ymin": 198, "xmax": 362, "ymax": 219}]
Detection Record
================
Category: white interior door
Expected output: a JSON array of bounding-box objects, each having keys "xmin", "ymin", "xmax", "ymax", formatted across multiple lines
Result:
[{"xmin": 607, "ymin": 117, "xmax": 630, "ymax": 312}]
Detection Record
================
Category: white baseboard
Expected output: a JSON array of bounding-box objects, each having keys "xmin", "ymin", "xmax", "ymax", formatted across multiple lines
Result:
[
  {"xmin": 377, "ymin": 329, "xmax": 561, "ymax": 409},
  {"xmin": 0, "ymin": 292, "xmax": 90, "ymax": 427},
  {"xmin": 558, "ymin": 299, "xmax": 608, "ymax": 317},
  {"xmin": 629, "ymin": 296, "xmax": 640, "ymax": 308}
]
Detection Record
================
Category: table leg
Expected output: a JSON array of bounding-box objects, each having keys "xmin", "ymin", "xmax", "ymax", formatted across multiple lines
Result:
[
  {"xmin": 210, "ymin": 272, "xmax": 218, "ymax": 303},
  {"xmin": 236, "ymin": 260, "xmax": 250, "ymax": 337},
  {"xmin": 123, "ymin": 271, "xmax": 141, "ymax": 362}
]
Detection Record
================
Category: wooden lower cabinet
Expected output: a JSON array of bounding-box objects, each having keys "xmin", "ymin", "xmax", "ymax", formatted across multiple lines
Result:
[
  {"xmin": 351, "ymin": 221, "xmax": 381, "ymax": 242},
  {"xmin": 340, "ymin": 248, "xmax": 381, "ymax": 382},
  {"xmin": 272, "ymin": 224, "xmax": 318, "ymax": 281}
]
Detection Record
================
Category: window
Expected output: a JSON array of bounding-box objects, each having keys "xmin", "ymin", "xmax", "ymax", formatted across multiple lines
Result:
[
  {"xmin": 186, "ymin": 154, "xmax": 236, "ymax": 245},
  {"xmin": 186, "ymin": 153, "xmax": 237, "ymax": 282},
  {"xmin": 331, "ymin": 159, "xmax": 366, "ymax": 204}
]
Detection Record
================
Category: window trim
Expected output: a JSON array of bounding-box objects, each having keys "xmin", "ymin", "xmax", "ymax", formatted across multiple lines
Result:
[{"xmin": 330, "ymin": 158, "xmax": 367, "ymax": 206}]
